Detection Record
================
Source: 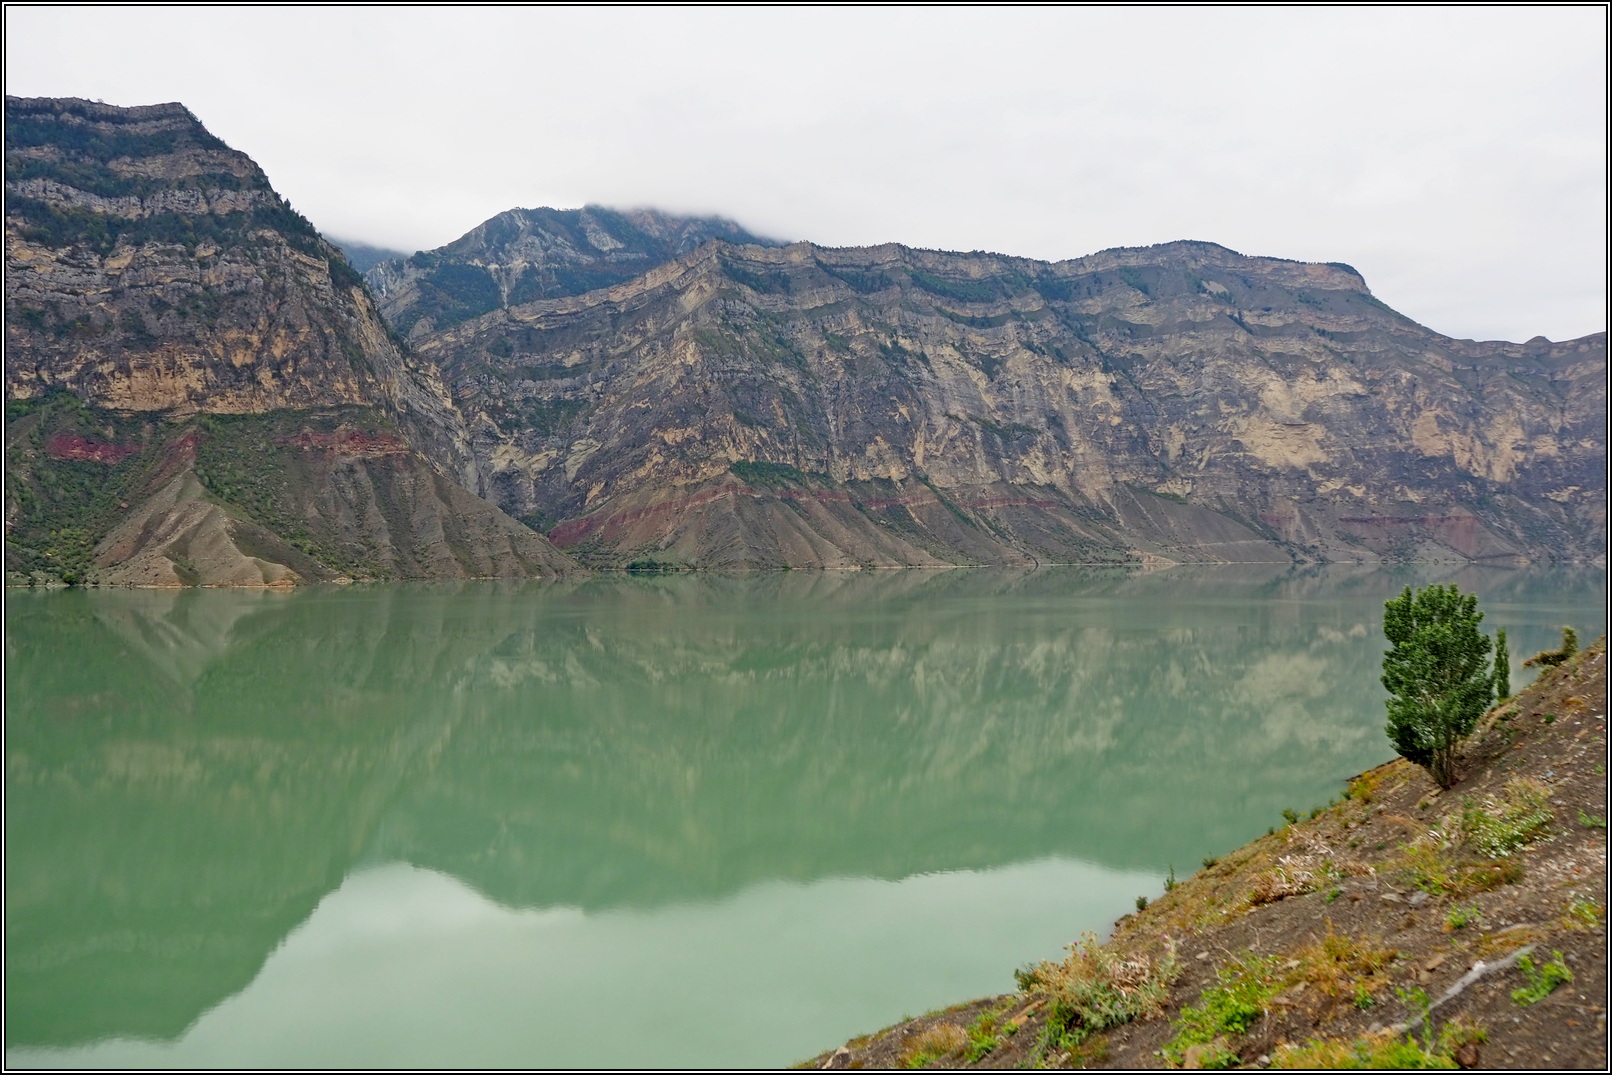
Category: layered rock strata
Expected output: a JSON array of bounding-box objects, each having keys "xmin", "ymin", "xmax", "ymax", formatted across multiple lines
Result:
[{"xmin": 400, "ymin": 234, "xmax": 1604, "ymax": 567}]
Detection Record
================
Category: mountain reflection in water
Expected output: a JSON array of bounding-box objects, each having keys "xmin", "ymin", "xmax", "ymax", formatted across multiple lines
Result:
[{"xmin": 5, "ymin": 565, "xmax": 1604, "ymax": 1063}]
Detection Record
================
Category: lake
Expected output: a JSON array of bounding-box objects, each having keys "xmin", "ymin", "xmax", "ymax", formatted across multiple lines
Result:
[{"xmin": 5, "ymin": 565, "xmax": 1604, "ymax": 1068}]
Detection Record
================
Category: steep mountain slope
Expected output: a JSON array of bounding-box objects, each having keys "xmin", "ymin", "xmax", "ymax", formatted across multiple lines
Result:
[
  {"xmin": 363, "ymin": 205, "xmax": 778, "ymax": 338},
  {"xmin": 4, "ymin": 96, "xmax": 574, "ymax": 584},
  {"xmin": 400, "ymin": 236, "xmax": 1605, "ymax": 568}
]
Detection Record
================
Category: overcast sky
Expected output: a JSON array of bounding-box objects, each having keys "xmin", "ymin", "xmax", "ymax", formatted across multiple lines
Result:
[{"xmin": 6, "ymin": 6, "xmax": 1605, "ymax": 342}]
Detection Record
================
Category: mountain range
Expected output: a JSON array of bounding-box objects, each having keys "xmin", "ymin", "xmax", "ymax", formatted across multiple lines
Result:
[{"xmin": 6, "ymin": 96, "xmax": 1605, "ymax": 584}]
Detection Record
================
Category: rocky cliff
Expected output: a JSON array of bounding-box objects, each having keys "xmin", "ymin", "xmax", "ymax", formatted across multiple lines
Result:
[
  {"xmin": 398, "ymin": 233, "xmax": 1605, "ymax": 567},
  {"xmin": 4, "ymin": 96, "xmax": 574, "ymax": 584}
]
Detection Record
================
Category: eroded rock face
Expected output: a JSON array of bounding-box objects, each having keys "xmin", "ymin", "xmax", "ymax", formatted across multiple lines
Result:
[
  {"xmin": 403, "ymin": 236, "xmax": 1605, "ymax": 566},
  {"xmin": 4, "ymin": 97, "xmax": 574, "ymax": 584}
]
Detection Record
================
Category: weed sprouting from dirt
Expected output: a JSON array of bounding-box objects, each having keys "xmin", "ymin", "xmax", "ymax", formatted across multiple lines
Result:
[
  {"xmin": 1164, "ymin": 951, "xmax": 1282, "ymax": 1065},
  {"xmin": 1511, "ymin": 951, "xmax": 1572, "ymax": 1006}
]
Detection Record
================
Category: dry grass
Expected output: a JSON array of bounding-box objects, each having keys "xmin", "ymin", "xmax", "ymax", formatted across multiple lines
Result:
[
  {"xmin": 900, "ymin": 1023, "xmax": 968, "ymax": 1068},
  {"xmin": 1288, "ymin": 927, "xmax": 1398, "ymax": 1007},
  {"xmin": 1272, "ymin": 1018, "xmax": 1485, "ymax": 1070},
  {"xmin": 1469, "ymin": 924, "xmax": 1550, "ymax": 959}
]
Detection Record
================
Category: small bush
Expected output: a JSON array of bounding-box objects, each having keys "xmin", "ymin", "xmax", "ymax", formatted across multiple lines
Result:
[
  {"xmin": 1461, "ymin": 777, "xmax": 1553, "ymax": 857},
  {"xmin": 1443, "ymin": 904, "xmax": 1481, "ymax": 932},
  {"xmin": 1022, "ymin": 933, "xmax": 1177, "ymax": 1049}
]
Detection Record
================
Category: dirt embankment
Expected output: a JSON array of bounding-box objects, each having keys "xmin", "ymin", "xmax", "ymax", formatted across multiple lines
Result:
[{"xmin": 805, "ymin": 641, "xmax": 1607, "ymax": 1070}]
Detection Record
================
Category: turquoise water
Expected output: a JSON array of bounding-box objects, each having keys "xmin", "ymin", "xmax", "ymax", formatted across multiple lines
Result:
[{"xmin": 5, "ymin": 565, "xmax": 1604, "ymax": 1067}]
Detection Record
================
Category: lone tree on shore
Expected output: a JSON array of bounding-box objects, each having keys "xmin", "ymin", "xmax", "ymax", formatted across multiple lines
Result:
[{"xmin": 1381, "ymin": 584, "xmax": 1494, "ymax": 789}]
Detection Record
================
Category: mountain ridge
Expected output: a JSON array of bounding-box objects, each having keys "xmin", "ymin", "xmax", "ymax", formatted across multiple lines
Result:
[
  {"xmin": 5, "ymin": 95, "xmax": 1605, "ymax": 584},
  {"xmin": 393, "ymin": 226, "xmax": 1604, "ymax": 568}
]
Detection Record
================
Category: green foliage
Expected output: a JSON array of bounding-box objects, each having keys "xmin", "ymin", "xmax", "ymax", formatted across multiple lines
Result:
[
  {"xmin": 1281, "ymin": 807, "xmax": 1301, "ymax": 826},
  {"xmin": 1444, "ymin": 904, "xmax": 1481, "ymax": 931},
  {"xmin": 1492, "ymin": 628, "xmax": 1511, "ymax": 699},
  {"xmin": 1135, "ymin": 895, "xmax": 1149, "ymax": 911},
  {"xmin": 1511, "ymin": 950, "xmax": 1571, "ymax": 1005},
  {"xmin": 1163, "ymin": 864, "xmax": 1178, "ymax": 892},
  {"xmin": 1164, "ymin": 952, "xmax": 1283, "ymax": 1065},
  {"xmin": 1381, "ymin": 584, "xmax": 1494, "ymax": 788},
  {"xmin": 1564, "ymin": 896, "xmax": 1602, "ymax": 927},
  {"xmin": 1579, "ymin": 810, "xmax": 1606, "ymax": 829}
]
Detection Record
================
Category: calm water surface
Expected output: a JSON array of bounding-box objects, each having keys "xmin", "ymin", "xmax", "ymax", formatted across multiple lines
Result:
[{"xmin": 5, "ymin": 565, "xmax": 1604, "ymax": 1068}]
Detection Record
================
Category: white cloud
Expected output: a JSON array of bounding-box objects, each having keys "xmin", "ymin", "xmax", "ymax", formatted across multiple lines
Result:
[{"xmin": 6, "ymin": 6, "xmax": 1604, "ymax": 341}]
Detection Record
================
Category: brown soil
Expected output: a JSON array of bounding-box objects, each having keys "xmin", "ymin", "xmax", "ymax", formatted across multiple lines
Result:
[{"xmin": 802, "ymin": 641, "xmax": 1608, "ymax": 1070}]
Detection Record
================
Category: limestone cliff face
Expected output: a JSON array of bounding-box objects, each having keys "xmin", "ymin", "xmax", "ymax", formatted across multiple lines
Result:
[
  {"xmin": 403, "ymin": 236, "xmax": 1605, "ymax": 566},
  {"xmin": 364, "ymin": 205, "xmax": 778, "ymax": 340},
  {"xmin": 4, "ymin": 98, "xmax": 574, "ymax": 584}
]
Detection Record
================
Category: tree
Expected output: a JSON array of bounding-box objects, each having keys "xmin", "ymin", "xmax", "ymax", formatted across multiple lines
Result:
[
  {"xmin": 1493, "ymin": 628, "xmax": 1511, "ymax": 700},
  {"xmin": 1381, "ymin": 584, "xmax": 1494, "ymax": 789}
]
